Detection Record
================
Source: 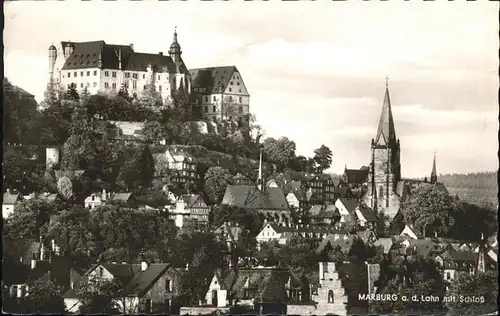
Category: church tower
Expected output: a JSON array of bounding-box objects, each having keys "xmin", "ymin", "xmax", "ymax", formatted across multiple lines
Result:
[
  {"xmin": 430, "ymin": 152, "xmax": 437, "ymax": 184},
  {"xmin": 169, "ymin": 27, "xmax": 182, "ymax": 65},
  {"xmin": 367, "ymin": 79, "xmax": 401, "ymax": 219}
]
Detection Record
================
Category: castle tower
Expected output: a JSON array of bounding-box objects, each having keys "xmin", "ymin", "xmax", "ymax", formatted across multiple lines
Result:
[
  {"xmin": 367, "ymin": 78, "xmax": 401, "ymax": 219},
  {"xmin": 169, "ymin": 27, "xmax": 182, "ymax": 65},
  {"xmin": 430, "ymin": 151, "xmax": 437, "ymax": 184},
  {"xmin": 48, "ymin": 44, "xmax": 57, "ymax": 77}
]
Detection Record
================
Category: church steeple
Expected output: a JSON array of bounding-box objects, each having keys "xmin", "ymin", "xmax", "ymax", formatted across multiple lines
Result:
[
  {"xmin": 374, "ymin": 77, "xmax": 397, "ymax": 147},
  {"xmin": 430, "ymin": 151, "xmax": 437, "ymax": 184},
  {"xmin": 169, "ymin": 27, "xmax": 182, "ymax": 64}
]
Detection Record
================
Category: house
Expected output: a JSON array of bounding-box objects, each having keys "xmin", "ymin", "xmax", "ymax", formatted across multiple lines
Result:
[
  {"xmin": 334, "ymin": 186, "xmax": 354, "ymax": 199},
  {"xmin": 3, "ymin": 189, "xmax": 20, "ymax": 218},
  {"xmin": 308, "ymin": 204, "xmax": 339, "ymax": 225},
  {"xmin": 303, "ymin": 174, "xmax": 336, "ymax": 205},
  {"xmin": 64, "ymin": 261, "xmax": 186, "ymax": 314},
  {"xmin": 435, "ymin": 251, "xmax": 479, "ymax": 283},
  {"xmin": 399, "ymin": 224, "xmax": 424, "ymax": 240},
  {"xmin": 334, "ymin": 198, "xmax": 359, "ymax": 223},
  {"xmin": 343, "ymin": 166, "xmax": 370, "ymax": 187},
  {"xmin": 256, "ymin": 222, "xmax": 341, "ymax": 245},
  {"xmin": 84, "ymin": 189, "xmax": 133, "ymax": 209},
  {"xmin": 373, "ymin": 238, "xmax": 394, "ymax": 255},
  {"xmin": 356, "ymin": 230, "xmax": 378, "ymax": 245},
  {"xmin": 232, "ymin": 173, "xmax": 252, "ymax": 186},
  {"xmin": 154, "ymin": 147, "xmax": 198, "ymax": 186},
  {"xmin": 222, "ymin": 185, "xmax": 290, "ymax": 224},
  {"xmin": 214, "ymin": 222, "xmax": 243, "ymax": 249},
  {"xmin": 168, "ymin": 194, "xmax": 210, "ymax": 231},
  {"xmin": 315, "ymin": 233, "xmax": 356, "ymax": 255},
  {"xmin": 353, "ymin": 204, "xmax": 377, "ymax": 228}
]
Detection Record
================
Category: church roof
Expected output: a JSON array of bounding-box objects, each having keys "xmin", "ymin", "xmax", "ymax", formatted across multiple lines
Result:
[
  {"xmin": 374, "ymin": 84, "xmax": 397, "ymax": 147},
  {"xmin": 189, "ymin": 66, "xmax": 245, "ymax": 95},
  {"xmin": 431, "ymin": 152, "xmax": 437, "ymax": 177},
  {"xmin": 344, "ymin": 168, "xmax": 369, "ymax": 184},
  {"xmin": 222, "ymin": 185, "xmax": 289, "ymax": 210}
]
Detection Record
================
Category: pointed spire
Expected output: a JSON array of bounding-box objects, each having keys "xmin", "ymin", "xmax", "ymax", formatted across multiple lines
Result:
[
  {"xmin": 173, "ymin": 26, "xmax": 178, "ymax": 43},
  {"xmin": 374, "ymin": 78, "xmax": 397, "ymax": 147},
  {"xmin": 431, "ymin": 151, "xmax": 437, "ymax": 184}
]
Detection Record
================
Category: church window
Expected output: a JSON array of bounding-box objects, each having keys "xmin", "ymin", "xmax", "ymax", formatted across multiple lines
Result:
[
  {"xmin": 105, "ymin": 71, "xmax": 109, "ymax": 77},
  {"xmin": 379, "ymin": 186, "xmax": 384, "ymax": 199},
  {"xmin": 328, "ymin": 290, "xmax": 334, "ymax": 303},
  {"xmin": 112, "ymin": 71, "xmax": 117, "ymax": 78}
]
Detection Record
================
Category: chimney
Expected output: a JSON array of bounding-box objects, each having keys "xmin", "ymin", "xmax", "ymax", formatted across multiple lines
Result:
[
  {"xmin": 141, "ymin": 260, "xmax": 148, "ymax": 271},
  {"xmin": 102, "ymin": 188, "xmax": 107, "ymax": 201},
  {"xmin": 130, "ymin": 43, "xmax": 134, "ymax": 50},
  {"xmin": 70, "ymin": 281, "xmax": 74, "ymax": 290},
  {"xmin": 31, "ymin": 259, "xmax": 37, "ymax": 270}
]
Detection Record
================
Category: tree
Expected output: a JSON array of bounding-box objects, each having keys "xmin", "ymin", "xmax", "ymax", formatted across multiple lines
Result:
[
  {"xmin": 119, "ymin": 145, "xmax": 155, "ymax": 190},
  {"xmin": 77, "ymin": 278, "xmax": 121, "ymax": 314},
  {"xmin": 313, "ymin": 145, "xmax": 333, "ymax": 173},
  {"xmin": 62, "ymin": 105, "xmax": 96, "ymax": 171},
  {"xmin": 203, "ymin": 167, "xmax": 232, "ymax": 205},
  {"xmin": 25, "ymin": 279, "xmax": 66, "ymax": 314},
  {"xmin": 446, "ymin": 270, "xmax": 498, "ymax": 315},
  {"xmin": 65, "ymin": 83, "xmax": 80, "ymax": 101},
  {"xmin": 289, "ymin": 155, "xmax": 309, "ymax": 172},
  {"xmin": 142, "ymin": 121, "xmax": 168, "ymax": 143},
  {"xmin": 401, "ymin": 183, "xmax": 457, "ymax": 238},
  {"xmin": 262, "ymin": 137, "xmax": 296, "ymax": 172},
  {"xmin": 57, "ymin": 176, "xmax": 74, "ymax": 200}
]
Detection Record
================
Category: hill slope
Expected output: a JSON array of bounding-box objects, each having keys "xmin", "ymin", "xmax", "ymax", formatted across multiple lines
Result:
[{"xmin": 438, "ymin": 172, "xmax": 497, "ymax": 208}]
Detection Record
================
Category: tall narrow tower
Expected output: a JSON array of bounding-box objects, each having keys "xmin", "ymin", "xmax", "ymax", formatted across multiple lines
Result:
[
  {"xmin": 169, "ymin": 27, "xmax": 182, "ymax": 65},
  {"xmin": 430, "ymin": 151, "xmax": 437, "ymax": 184},
  {"xmin": 477, "ymin": 233, "xmax": 486, "ymax": 273},
  {"xmin": 48, "ymin": 44, "xmax": 57, "ymax": 77},
  {"xmin": 367, "ymin": 78, "xmax": 401, "ymax": 219}
]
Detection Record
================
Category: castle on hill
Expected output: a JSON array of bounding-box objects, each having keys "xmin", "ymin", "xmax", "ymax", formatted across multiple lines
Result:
[{"xmin": 46, "ymin": 29, "xmax": 250, "ymax": 123}]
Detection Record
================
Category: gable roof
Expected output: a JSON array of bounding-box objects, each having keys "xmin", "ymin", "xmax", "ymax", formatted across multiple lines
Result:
[
  {"xmin": 335, "ymin": 186, "xmax": 352, "ymax": 198},
  {"xmin": 99, "ymin": 263, "xmax": 142, "ymax": 283},
  {"xmin": 316, "ymin": 234, "xmax": 356, "ymax": 254},
  {"xmin": 110, "ymin": 192, "xmax": 132, "ymax": 202},
  {"xmin": 338, "ymin": 198, "xmax": 358, "ymax": 212},
  {"xmin": 356, "ymin": 230, "xmax": 376, "ymax": 243},
  {"xmin": 190, "ymin": 66, "xmax": 247, "ymax": 95},
  {"xmin": 344, "ymin": 168, "xmax": 369, "ymax": 184},
  {"xmin": 125, "ymin": 263, "xmax": 170, "ymax": 296},
  {"xmin": 308, "ymin": 204, "xmax": 338, "ymax": 218},
  {"xmin": 356, "ymin": 204, "xmax": 377, "ymax": 222},
  {"xmin": 267, "ymin": 223, "xmax": 343, "ymax": 235},
  {"xmin": 181, "ymin": 194, "xmax": 206, "ymax": 208},
  {"xmin": 374, "ymin": 238, "xmax": 393, "ymax": 254},
  {"xmin": 222, "ymin": 185, "xmax": 289, "ymax": 210}
]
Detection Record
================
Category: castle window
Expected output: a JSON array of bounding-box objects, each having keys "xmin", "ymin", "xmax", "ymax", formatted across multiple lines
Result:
[
  {"xmin": 68, "ymin": 72, "xmax": 71, "ymax": 78},
  {"xmin": 112, "ymin": 72, "xmax": 116, "ymax": 78},
  {"xmin": 239, "ymin": 97, "xmax": 242, "ymax": 103},
  {"xmin": 105, "ymin": 71, "xmax": 109, "ymax": 77},
  {"xmin": 213, "ymin": 106, "xmax": 216, "ymax": 113},
  {"xmin": 379, "ymin": 186, "xmax": 384, "ymax": 199},
  {"xmin": 94, "ymin": 70, "xmax": 97, "ymax": 76},
  {"xmin": 74, "ymin": 72, "xmax": 77, "ymax": 77},
  {"xmin": 87, "ymin": 71, "xmax": 90, "ymax": 76},
  {"xmin": 238, "ymin": 106, "xmax": 243, "ymax": 114},
  {"xmin": 80, "ymin": 71, "xmax": 84, "ymax": 76},
  {"xmin": 328, "ymin": 290, "xmax": 334, "ymax": 303}
]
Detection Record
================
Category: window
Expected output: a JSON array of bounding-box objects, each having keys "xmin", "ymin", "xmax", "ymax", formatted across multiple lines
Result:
[
  {"xmin": 159, "ymin": 85, "xmax": 162, "ymax": 92},
  {"xmin": 237, "ymin": 82, "xmax": 240, "ymax": 86},
  {"xmin": 68, "ymin": 72, "xmax": 71, "ymax": 78},
  {"xmin": 328, "ymin": 290, "xmax": 334, "ymax": 303},
  {"xmin": 229, "ymin": 88, "xmax": 232, "ymax": 92},
  {"xmin": 158, "ymin": 75, "xmax": 160, "ymax": 80},
  {"xmin": 133, "ymin": 81, "xmax": 137, "ymax": 89},
  {"xmin": 144, "ymin": 85, "xmax": 147, "ymax": 90},
  {"xmin": 213, "ymin": 96, "xmax": 216, "ymax": 102},
  {"xmin": 125, "ymin": 72, "xmax": 130, "ymax": 78},
  {"xmin": 379, "ymin": 186, "xmax": 384, "ymax": 199},
  {"xmin": 80, "ymin": 71, "xmax": 83, "ymax": 76},
  {"xmin": 80, "ymin": 83, "xmax": 84, "ymax": 88},
  {"xmin": 112, "ymin": 71, "xmax": 117, "ymax": 78},
  {"xmin": 230, "ymin": 81, "xmax": 233, "ymax": 85},
  {"xmin": 239, "ymin": 89, "xmax": 242, "ymax": 93},
  {"xmin": 105, "ymin": 71, "xmax": 109, "ymax": 77},
  {"xmin": 239, "ymin": 97, "xmax": 242, "ymax": 103},
  {"xmin": 112, "ymin": 83, "xmax": 117, "ymax": 89},
  {"xmin": 104, "ymin": 82, "xmax": 109, "ymax": 88},
  {"xmin": 238, "ymin": 106, "xmax": 243, "ymax": 114},
  {"xmin": 133, "ymin": 73, "xmax": 138, "ymax": 79},
  {"xmin": 143, "ymin": 74, "xmax": 145, "ymax": 79},
  {"xmin": 205, "ymin": 106, "xmax": 208, "ymax": 113},
  {"xmin": 74, "ymin": 71, "xmax": 77, "ymax": 77},
  {"xmin": 145, "ymin": 299, "xmax": 152, "ymax": 313},
  {"xmin": 213, "ymin": 106, "xmax": 216, "ymax": 113},
  {"xmin": 165, "ymin": 279, "xmax": 171, "ymax": 292},
  {"xmin": 446, "ymin": 272, "xmax": 451, "ymax": 280},
  {"xmin": 124, "ymin": 80, "xmax": 129, "ymax": 88},
  {"xmin": 94, "ymin": 70, "xmax": 97, "ymax": 76},
  {"xmin": 228, "ymin": 96, "xmax": 233, "ymax": 102},
  {"xmin": 86, "ymin": 82, "xmax": 90, "ymax": 87},
  {"xmin": 204, "ymin": 96, "xmax": 208, "ymax": 102}
]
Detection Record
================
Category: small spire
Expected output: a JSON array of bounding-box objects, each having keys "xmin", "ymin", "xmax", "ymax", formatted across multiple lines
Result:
[
  {"xmin": 385, "ymin": 76, "xmax": 389, "ymax": 87},
  {"xmin": 173, "ymin": 26, "xmax": 178, "ymax": 42},
  {"xmin": 431, "ymin": 151, "xmax": 437, "ymax": 184}
]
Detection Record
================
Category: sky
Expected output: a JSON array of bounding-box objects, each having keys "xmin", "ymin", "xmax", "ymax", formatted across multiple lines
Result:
[{"xmin": 4, "ymin": 1, "xmax": 498, "ymax": 178}]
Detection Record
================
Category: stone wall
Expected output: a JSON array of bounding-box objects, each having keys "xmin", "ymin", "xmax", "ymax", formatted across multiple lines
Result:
[
  {"xmin": 180, "ymin": 306, "xmax": 229, "ymax": 315},
  {"xmin": 286, "ymin": 304, "xmax": 317, "ymax": 315}
]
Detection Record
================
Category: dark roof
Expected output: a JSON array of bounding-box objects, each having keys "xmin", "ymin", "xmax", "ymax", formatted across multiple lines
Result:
[
  {"xmin": 60, "ymin": 41, "xmax": 181, "ymax": 73},
  {"xmin": 356, "ymin": 204, "xmax": 377, "ymax": 222},
  {"xmin": 374, "ymin": 86, "xmax": 397, "ymax": 147},
  {"xmin": 356, "ymin": 230, "xmax": 376, "ymax": 243},
  {"xmin": 338, "ymin": 198, "xmax": 358, "ymax": 212},
  {"xmin": 126, "ymin": 263, "xmax": 170, "ymax": 296},
  {"xmin": 222, "ymin": 185, "xmax": 289, "ymax": 210},
  {"xmin": 268, "ymin": 223, "xmax": 342, "ymax": 235},
  {"xmin": 336, "ymin": 263, "xmax": 368, "ymax": 297},
  {"xmin": 344, "ymin": 169, "xmax": 369, "ymax": 184},
  {"xmin": 180, "ymin": 194, "xmax": 207, "ymax": 208},
  {"xmin": 100, "ymin": 263, "xmax": 142, "ymax": 282},
  {"xmin": 189, "ymin": 66, "xmax": 246, "ymax": 95},
  {"xmin": 408, "ymin": 239, "xmax": 440, "ymax": 258},
  {"xmin": 446, "ymin": 251, "xmax": 479, "ymax": 263},
  {"xmin": 335, "ymin": 186, "xmax": 352, "ymax": 198},
  {"xmin": 316, "ymin": 234, "xmax": 356, "ymax": 254}
]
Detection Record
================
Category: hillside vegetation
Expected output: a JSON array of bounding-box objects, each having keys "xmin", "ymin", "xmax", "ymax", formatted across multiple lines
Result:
[{"xmin": 438, "ymin": 172, "xmax": 498, "ymax": 208}]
